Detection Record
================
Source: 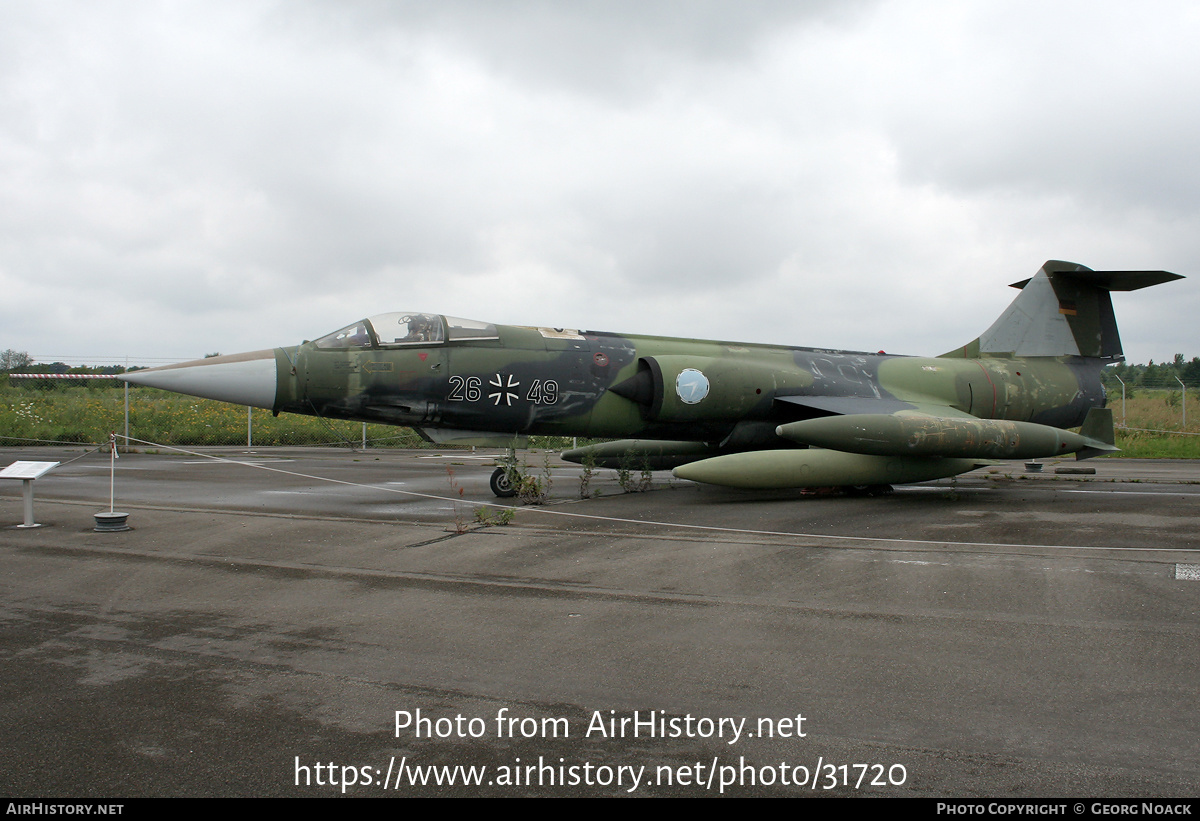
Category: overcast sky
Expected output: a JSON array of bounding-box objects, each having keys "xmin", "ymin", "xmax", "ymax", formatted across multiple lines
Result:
[{"xmin": 2, "ymin": 0, "xmax": 1197, "ymax": 366}]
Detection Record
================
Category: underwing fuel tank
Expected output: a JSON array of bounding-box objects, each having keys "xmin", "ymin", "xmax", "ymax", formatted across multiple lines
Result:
[
  {"xmin": 672, "ymin": 449, "xmax": 979, "ymax": 489},
  {"xmin": 561, "ymin": 439, "xmax": 722, "ymax": 470},
  {"xmin": 775, "ymin": 414, "xmax": 1099, "ymax": 460}
]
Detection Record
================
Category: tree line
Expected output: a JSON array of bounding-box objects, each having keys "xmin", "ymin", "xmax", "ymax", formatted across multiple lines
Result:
[
  {"xmin": 1103, "ymin": 355, "xmax": 1200, "ymax": 390},
  {"xmin": 1, "ymin": 349, "xmax": 134, "ymax": 384}
]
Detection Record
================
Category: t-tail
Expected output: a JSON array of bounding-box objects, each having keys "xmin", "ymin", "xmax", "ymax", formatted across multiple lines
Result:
[{"xmin": 942, "ymin": 260, "xmax": 1182, "ymax": 361}]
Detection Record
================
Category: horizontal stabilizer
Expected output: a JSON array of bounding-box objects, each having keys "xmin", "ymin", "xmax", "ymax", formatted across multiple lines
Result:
[{"xmin": 1010, "ymin": 269, "xmax": 1182, "ymax": 292}]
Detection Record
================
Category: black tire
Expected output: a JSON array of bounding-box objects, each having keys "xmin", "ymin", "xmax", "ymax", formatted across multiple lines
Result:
[
  {"xmin": 490, "ymin": 467, "xmax": 517, "ymax": 498},
  {"xmin": 847, "ymin": 484, "xmax": 893, "ymax": 497}
]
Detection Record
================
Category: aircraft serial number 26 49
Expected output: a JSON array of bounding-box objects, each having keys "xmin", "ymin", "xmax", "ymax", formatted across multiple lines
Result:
[{"xmin": 447, "ymin": 374, "xmax": 559, "ymax": 406}]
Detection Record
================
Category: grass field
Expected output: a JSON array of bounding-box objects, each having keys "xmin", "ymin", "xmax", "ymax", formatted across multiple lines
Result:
[
  {"xmin": 2, "ymin": 382, "xmax": 1197, "ymax": 457},
  {"xmin": 1107, "ymin": 389, "xmax": 1200, "ymax": 457},
  {"xmin": 0, "ymin": 383, "xmax": 585, "ymax": 451}
]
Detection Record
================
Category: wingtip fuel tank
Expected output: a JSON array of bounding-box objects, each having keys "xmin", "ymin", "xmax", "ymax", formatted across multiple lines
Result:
[{"xmin": 774, "ymin": 414, "xmax": 1101, "ymax": 461}]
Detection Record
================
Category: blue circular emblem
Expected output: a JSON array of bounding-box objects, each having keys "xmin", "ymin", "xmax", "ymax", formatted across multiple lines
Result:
[{"xmin": 675, "ymin": 368, "xmax": 710, "ymax": 404}]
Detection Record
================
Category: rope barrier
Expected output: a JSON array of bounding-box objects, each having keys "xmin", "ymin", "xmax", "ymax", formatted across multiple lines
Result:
[{"xmin": 107, "ymin": 434, "xmax": 1200, "ymax": 555}]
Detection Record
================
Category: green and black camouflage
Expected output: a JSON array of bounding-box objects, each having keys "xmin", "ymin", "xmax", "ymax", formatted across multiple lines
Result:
[{"xmin": 123, "ymin": 261, "xmax": 1182, "ymax": 493}]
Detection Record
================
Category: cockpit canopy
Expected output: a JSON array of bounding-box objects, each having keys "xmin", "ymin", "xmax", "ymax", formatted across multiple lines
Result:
[{"xmin": 313, "ymin": 313, "xmax": 499, "ymax": 350}]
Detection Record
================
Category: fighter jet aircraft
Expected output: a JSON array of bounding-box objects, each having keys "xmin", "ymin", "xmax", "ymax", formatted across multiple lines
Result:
[{"xmin": 121, "ymin": 261, "xmax": 1181, "ymax": 496}]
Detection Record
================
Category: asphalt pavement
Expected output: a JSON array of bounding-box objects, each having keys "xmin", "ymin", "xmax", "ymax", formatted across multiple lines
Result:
[{"xmin": 1, "ymin": 446, "xmax": 1197, "ymax": 797}]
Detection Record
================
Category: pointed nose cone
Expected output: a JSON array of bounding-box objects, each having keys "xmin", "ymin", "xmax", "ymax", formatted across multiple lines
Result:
[{"xmin": 121, "ymin": 349, "xmax": 279, "ymax": 410}]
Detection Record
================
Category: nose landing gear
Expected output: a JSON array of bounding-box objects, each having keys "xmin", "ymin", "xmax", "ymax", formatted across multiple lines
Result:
[{"xmin": 490, "ymin": 466, "xmax": 517, "ymax": 498}]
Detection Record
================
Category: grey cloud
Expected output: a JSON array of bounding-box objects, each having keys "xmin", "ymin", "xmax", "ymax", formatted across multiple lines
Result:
[
  {"xmin": 0, "ymin": 1, "xmax": 1195, "ymax": 364},
  {"xmin": 297, "ymin": 0, "xmax": 875, "ymax": 100}
]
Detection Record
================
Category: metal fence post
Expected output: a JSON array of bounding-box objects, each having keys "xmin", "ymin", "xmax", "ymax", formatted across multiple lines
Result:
[
  {"xmin": 123, "ymin": 382, "xmax": 130, "ymax": 452},
  {"xmin": 1177, "ymin": 376, "xmax": 1186, "ymax": 428}
]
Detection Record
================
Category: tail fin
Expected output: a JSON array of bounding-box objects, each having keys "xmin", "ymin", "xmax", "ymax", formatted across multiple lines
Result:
[
  {"xmin": 942, "ymin": 260, "xmax": 1182, "ymax": 360},
  {"xmin": 1076, "ymin": 407, "xmax": 1119, "ymax": 460}
]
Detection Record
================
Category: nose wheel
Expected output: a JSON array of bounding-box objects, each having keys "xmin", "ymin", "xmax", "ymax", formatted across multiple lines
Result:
[{"xmin": 490, "ymin": 466, "xmax": 517, "ymax": 498}]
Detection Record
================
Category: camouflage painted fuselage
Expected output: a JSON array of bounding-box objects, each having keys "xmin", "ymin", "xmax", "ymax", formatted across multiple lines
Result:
[
  {"xmin": 272, "ymin": 323, "xmax": 1105, "ymax": 452},
  {"xmin": 119, "ymin": 261, "xmax": 1181, "ymax": 490}
]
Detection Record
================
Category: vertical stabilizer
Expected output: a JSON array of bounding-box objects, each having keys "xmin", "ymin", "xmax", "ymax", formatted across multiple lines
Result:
[{"xmin": 943, "ymin": 261, "xmax": 1182, "ymax": 360}]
